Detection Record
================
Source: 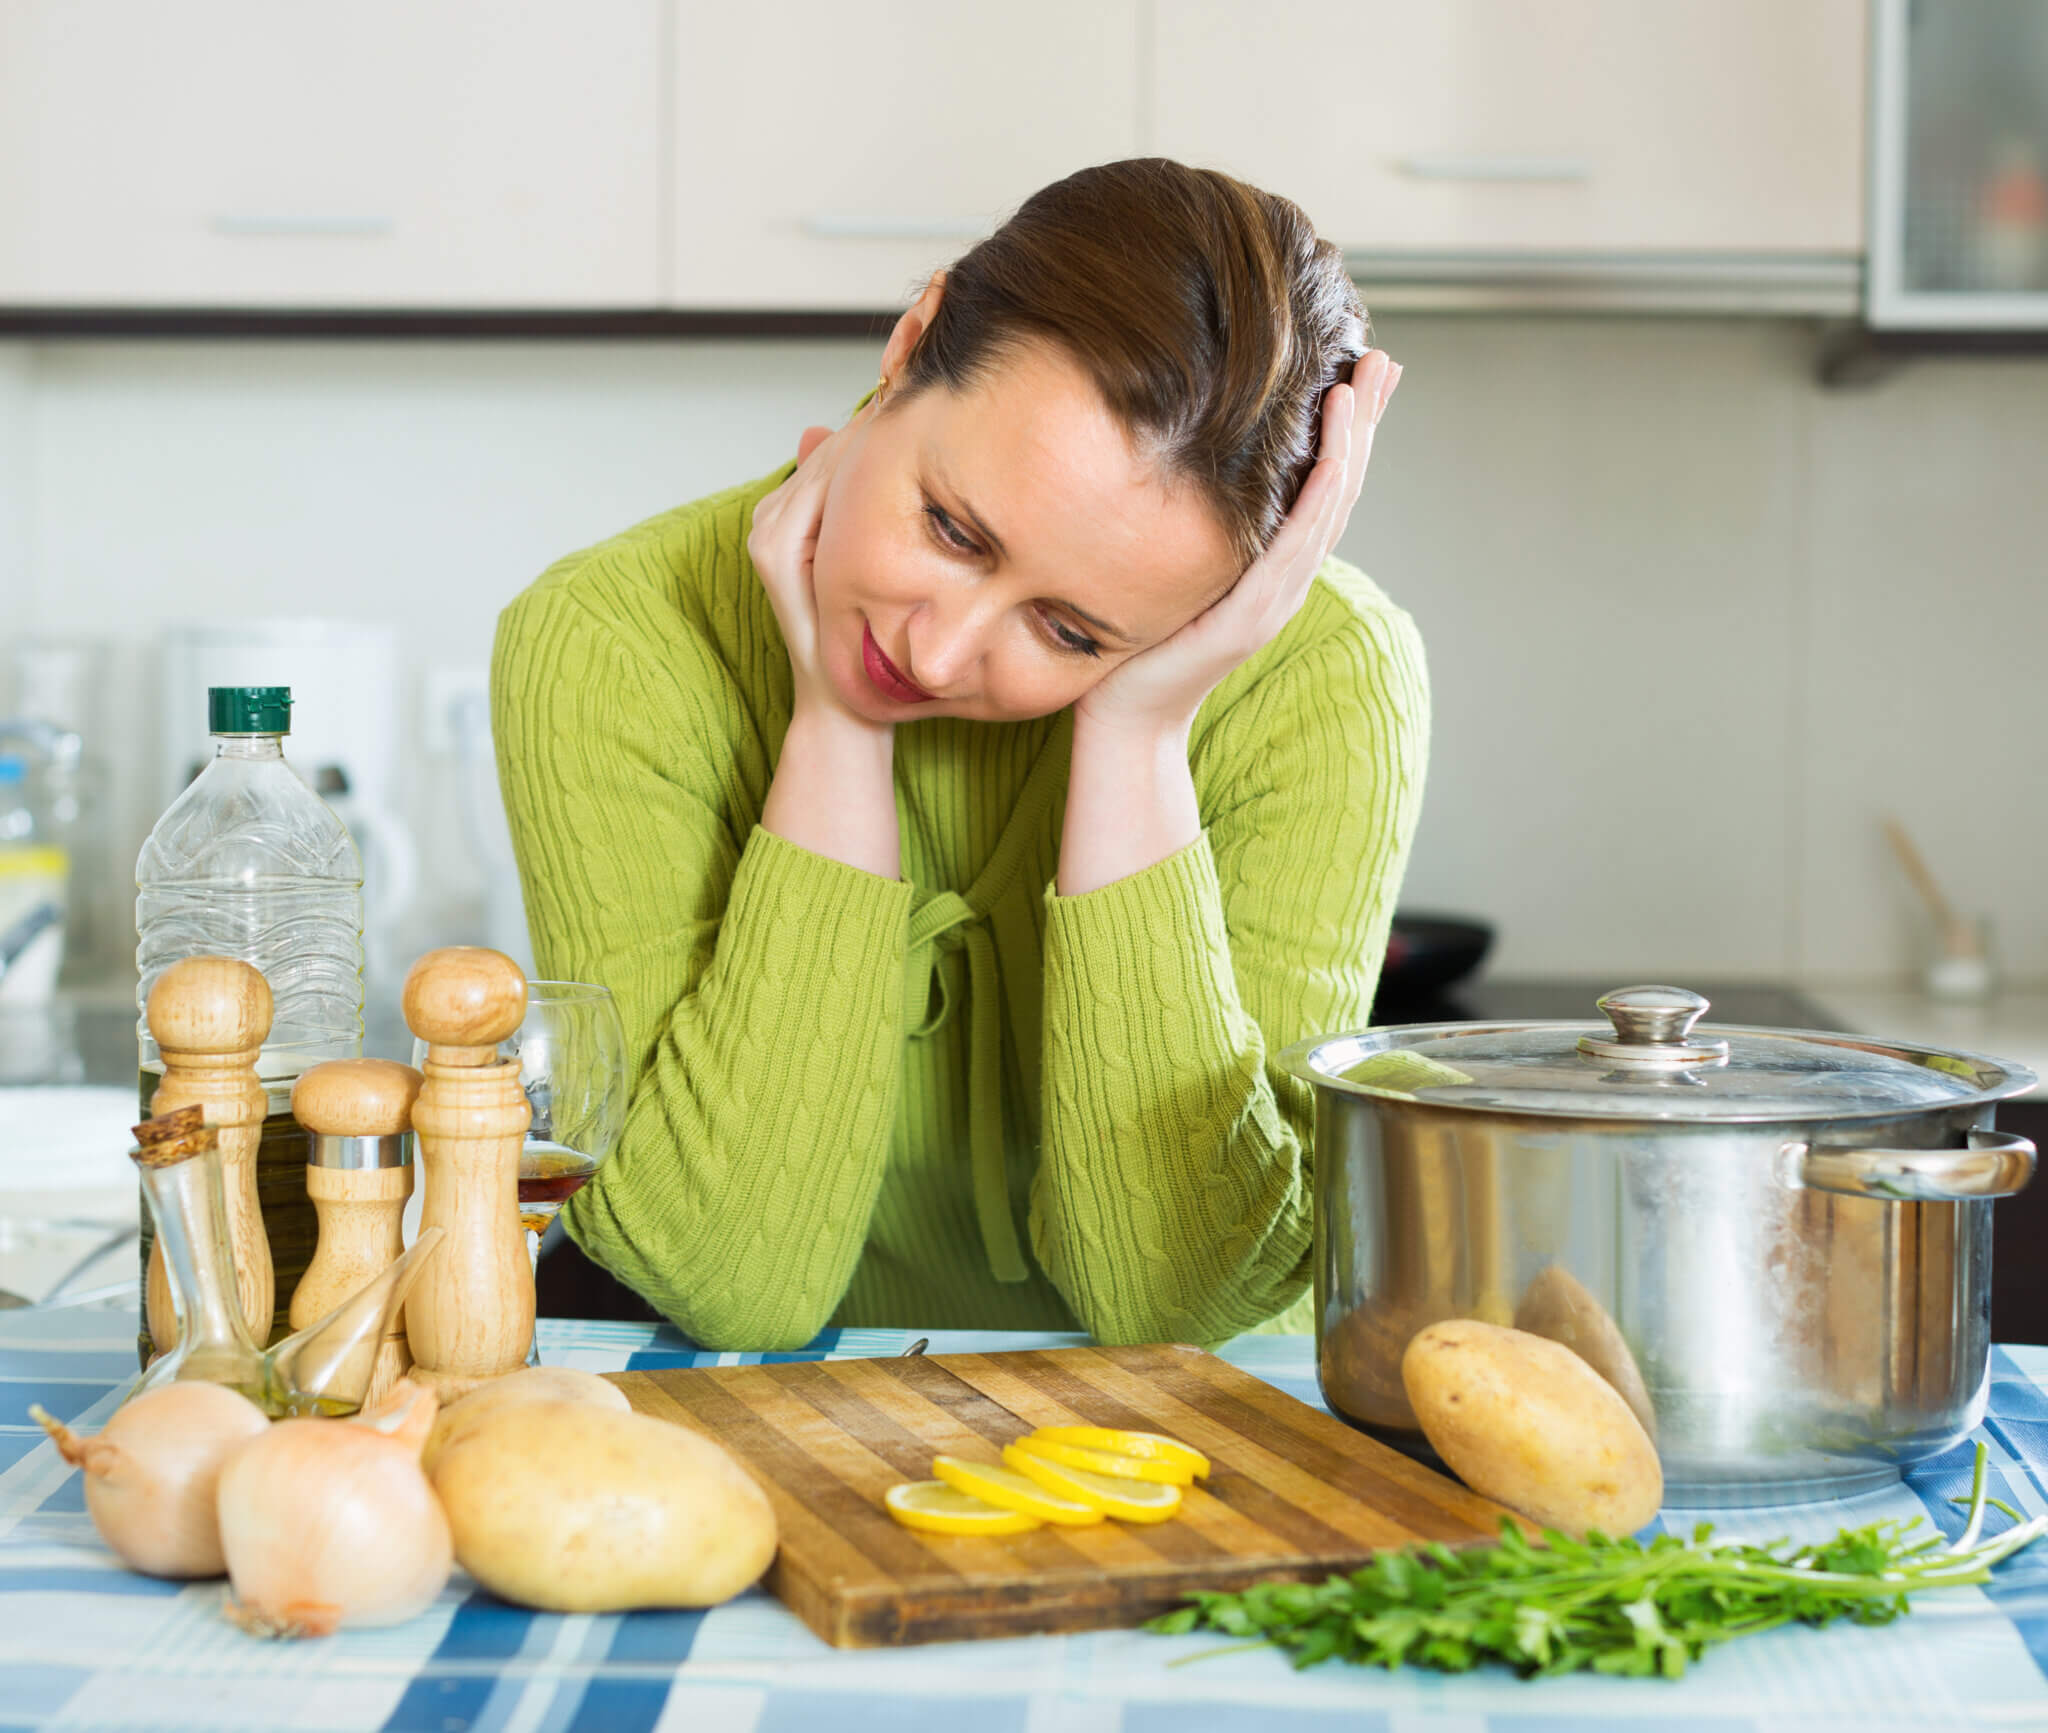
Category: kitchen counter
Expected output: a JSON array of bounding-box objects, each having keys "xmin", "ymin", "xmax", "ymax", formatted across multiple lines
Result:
[{"xmin": 7, "ymin": 1308, "xmax": 2048, "ymax": 1729}]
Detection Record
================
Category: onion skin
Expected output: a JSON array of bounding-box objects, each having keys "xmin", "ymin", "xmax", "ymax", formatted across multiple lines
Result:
[
  {"xmin": 33, "ymin": 1384, "xmax": 270, "ymax": 1578},
  {"xmin": 217, "ymin": 1379, "xmax": 451, "ymax": 1638}
]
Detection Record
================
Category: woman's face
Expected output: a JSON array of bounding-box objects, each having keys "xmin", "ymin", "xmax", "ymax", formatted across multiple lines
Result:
[{"xmin": 810, "ymin": 339, "xmax": 1243, "ymax": 725}]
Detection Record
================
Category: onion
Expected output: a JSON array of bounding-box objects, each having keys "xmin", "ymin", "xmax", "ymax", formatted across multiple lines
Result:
[
  {"xmin": 33, "ymin": 1383, "xmax": 270, "ymax": 1578},
  {"xmin": 217, "ymin": 1378, "xmax": 452, "ymax": 1638}
]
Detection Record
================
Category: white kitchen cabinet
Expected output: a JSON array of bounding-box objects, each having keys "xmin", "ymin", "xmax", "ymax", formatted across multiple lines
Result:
[
  {"xmin": 1150, "ymin": 0, "xmax": 1866, "ymax": 258},
  {"xmin": 668, "ymin": 1, "xmax": 1142, "ymax": 310},
  {"xmin": 0, "ymin": 1, "xmax": 661, "ymax": 307}
]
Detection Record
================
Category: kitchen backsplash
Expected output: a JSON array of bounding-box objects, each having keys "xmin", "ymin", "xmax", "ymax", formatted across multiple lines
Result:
[{"xmin": 0, "ymin": 316, "xmax": 2043, "ymax": 989}]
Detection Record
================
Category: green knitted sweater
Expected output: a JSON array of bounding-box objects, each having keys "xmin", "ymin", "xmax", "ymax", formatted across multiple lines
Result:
[{"xmin": 491, "ymin": 461, "xmax": 1429, "ymax": 1350}]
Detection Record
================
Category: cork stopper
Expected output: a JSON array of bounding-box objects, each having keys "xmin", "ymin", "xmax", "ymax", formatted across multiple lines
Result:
[
  {"xmin": 403, "ymin": 947, "xmax": 527, "ymax": 1059},
  {"xmin": 130, "ymin": 1104, "xmax": 218, "ymax": 1168},
  {"xmin": 146, "ymin": 957, "xmax": 274, "ymax": 1055},
  {"xmin": 293, "ymin": 1060, "xmax": 424, "ymax": 1138}
]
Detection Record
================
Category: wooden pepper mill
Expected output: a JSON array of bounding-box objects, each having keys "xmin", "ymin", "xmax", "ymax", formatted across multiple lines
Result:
[
  {"xmin": 402, "ymin": 946, "xmax": 531, "ymax": 1402},
  {"xmin": 289, "ymin": 1059, "xmax": 424, "ymax": 1408},
  {"xmin": 145, "ymin": 956, "xmax": 275, "ymax": 1353}
]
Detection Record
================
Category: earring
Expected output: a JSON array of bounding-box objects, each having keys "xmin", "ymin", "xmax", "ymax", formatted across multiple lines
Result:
[{"xmin": 874, "ymin": 374, "xmax": 890, "ymax": 406}]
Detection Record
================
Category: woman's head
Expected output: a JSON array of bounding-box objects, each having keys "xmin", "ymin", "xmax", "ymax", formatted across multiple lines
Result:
[{"xmin": 810, "ymin": 158, "xmax": 1370, "ymax": 724}]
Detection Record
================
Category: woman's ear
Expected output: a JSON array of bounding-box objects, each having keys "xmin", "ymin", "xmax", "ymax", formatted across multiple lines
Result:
[{"xmin": 879, "ymin": 271, "xmax": 947, "ymax": 382}]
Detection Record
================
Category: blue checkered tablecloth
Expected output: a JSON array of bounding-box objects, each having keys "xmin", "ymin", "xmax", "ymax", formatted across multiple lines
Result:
[{"xmin": 8, "ymin": 1310, "xmax": 2048, "ymax": 1732}]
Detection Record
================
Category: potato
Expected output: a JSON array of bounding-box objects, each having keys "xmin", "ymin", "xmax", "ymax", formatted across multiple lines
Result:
[
  {"xmin": 431, "ymin": 1400, "xmax": 777, "ymax": 1611},
  {"xmin": 1401, "ymin": 1319, "xmax": 1662, "ymax": 1539},
  {"xmin": 422, "ymin": 1367, "xmax": 630, "ymax": 1475},
  {"xmin": 1512, "ymin": 1264, "xmax": 1658, "ymax": 1442},
  {"xmin": 1322, "ymin": 1300, "xmax": 1431, "ymax": 1429}
]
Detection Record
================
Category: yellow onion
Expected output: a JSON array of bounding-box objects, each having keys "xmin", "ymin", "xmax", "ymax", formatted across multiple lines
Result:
[
  {"xmin": 33, "ymin": 1383, "xmax": 270, "ymax": 1578},
  {"xmin": 217, "ymin": 1378, "xmax": 451, "ymax": 1637}
]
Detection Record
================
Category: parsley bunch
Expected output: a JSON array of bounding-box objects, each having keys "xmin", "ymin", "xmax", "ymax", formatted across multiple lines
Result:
[{"xmin": 1145, "ymin": 1444, "xmax": 2044, "ymax": 1681}]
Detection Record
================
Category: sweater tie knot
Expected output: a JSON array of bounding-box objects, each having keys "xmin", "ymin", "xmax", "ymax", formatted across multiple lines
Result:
[{"xmin": 906, "ymin": 888, "xmax": 1025, "ymax": 1284}]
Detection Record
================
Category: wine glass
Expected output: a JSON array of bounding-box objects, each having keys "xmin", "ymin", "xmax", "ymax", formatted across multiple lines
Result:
[{"xmin": 415, "ymin": 979, "xmax": 627, "ymax": 1356}]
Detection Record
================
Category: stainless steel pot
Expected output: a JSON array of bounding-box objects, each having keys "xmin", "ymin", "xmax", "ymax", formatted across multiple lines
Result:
[{"xmin": 1281, "ymin": 985, "xmax": 2040, "ymax": 1505}]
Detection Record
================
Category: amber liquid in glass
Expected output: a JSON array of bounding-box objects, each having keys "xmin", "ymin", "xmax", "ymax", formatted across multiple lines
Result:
[
  {"xmin": 518, "ymin": 1141, "xmax": 599, "ymax": 1236},
  {"xmin": 136, "ymin": 1065, "xmax": 316, "ymax": 1366}
]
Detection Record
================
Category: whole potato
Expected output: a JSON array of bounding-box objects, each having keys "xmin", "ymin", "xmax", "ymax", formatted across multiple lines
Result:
[
  {"xmin": 1512, "ymin": 1264, "xmax": 1658, "ymax": 1442},
  {"xmin": 422, "ymin": 1366, "xmax": 630, "ymax": 1475},
  {"xmin": 1322, "ymin": 1300, "xmax": 1431, "ymax": 1429},
  {"xmin": 431, "ymin": 1400, "xmax": 777, "ymax": 1611},
  {"xmin": 1401, "ymin": 1320, "xmax": 1662, "ymax": 1539}
]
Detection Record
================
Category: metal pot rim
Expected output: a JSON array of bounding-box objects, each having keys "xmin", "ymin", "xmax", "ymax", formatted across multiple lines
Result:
[{"xmin": 1280, "ymin": 1018, "xmax": 2040, "ymax": 1125}]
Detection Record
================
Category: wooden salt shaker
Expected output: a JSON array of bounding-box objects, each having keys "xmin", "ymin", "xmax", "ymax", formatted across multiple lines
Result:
[
  {"xmin": 145, "ymin": 957, "xmax": 274, "ymax": 1353},
  {"xmin": 289, "ymin": 1059, "xmax": 424, "ymax": 1408},
  {"xmin": 402, "ymin": 946, "xmax": 531, "ymax": 1402}
]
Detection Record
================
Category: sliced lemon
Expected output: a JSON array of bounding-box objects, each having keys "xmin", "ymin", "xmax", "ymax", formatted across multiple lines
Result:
[
  {"xmin": 1030, "ymin": 1425, "xmax": 1210, "ymax": 1481},
  {"xmin": 1007, "ymin": 1432, "xmax": 1193, "ymax": 1485},
  {"xmin": 1002, "ymin": 1443, "xmax": 1185, "ymax": 1523},
  {"xmin": 884, "ymin": 1479, "xmax": 1044, "ymax": 1536},
  {"xmin": 931, "ymin": 1455, "xmax": 1105, "ymax": 1527}
]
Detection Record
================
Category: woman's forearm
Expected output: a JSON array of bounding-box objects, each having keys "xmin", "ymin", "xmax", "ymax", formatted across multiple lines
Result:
[
  {"xmin": 1032, "ymin": 837, "xmax": 1314, "ymax": 1345},
  {"xmin": 761, "ymin": 703, "xmax": 901, "ymax": 880},
  {"xmin": 1057, "ymin": 713, "xmax": 1202, "ymax": 897}
]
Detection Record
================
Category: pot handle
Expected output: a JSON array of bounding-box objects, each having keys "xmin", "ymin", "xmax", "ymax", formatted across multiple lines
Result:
[{"xmin": 1791, "ymin": 1130, "xmax": 2036, "ymax": 1202}]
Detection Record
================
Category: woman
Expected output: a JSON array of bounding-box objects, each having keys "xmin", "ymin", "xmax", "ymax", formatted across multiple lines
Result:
[{"xmin": 493, "ymin": 159, "xmax": 1427, "ymax": 1350}]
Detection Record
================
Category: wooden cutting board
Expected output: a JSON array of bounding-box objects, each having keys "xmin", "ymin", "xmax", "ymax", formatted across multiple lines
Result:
[{"xmin": 611, "ymin": 1342, "xmax": 1521, "ymax": 1647}]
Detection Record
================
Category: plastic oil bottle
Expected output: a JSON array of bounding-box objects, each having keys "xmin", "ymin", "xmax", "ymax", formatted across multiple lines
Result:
[{"xmin": 135, "ymin": 686, "xmax": 363, "ymax": 1356}]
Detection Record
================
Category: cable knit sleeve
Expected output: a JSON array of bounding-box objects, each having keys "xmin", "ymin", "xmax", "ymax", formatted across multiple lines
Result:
[
  {"xmin": 492, "ymin": 553, "xmax": 912, "ymax": 1350},
  {"xmin": 1028, "ymin": 582, "xmax": 1430, "ymax": 1345}
]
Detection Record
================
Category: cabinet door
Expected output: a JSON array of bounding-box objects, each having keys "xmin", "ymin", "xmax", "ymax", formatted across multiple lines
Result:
[
  {"xmin": 1152, "ymin": 0, "xmax": 1864, "ymax": 255},
  {"xmin": 670, "ymin": 1, "xmax": 1141, "ymax": 309},
  {"xmin": 5, "ymin": 0, "xmax": 660, "ymax": 307}
]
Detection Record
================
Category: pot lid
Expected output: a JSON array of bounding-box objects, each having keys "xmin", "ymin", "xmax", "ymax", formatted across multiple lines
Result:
[{"xmin": 1287, "ymin": 985, "xmax": 2038, "ymax": 1122}]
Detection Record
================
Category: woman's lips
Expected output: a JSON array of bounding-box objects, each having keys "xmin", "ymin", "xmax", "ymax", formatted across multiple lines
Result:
[{"xmin": 861, "ymin": 624, "xmax": 935, "ymax": 704}]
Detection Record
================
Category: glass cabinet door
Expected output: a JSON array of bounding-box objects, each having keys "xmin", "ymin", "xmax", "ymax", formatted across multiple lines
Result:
[{"xmin": 1870, "ymin": 0, "xmax": 2048, "ymax": 326}]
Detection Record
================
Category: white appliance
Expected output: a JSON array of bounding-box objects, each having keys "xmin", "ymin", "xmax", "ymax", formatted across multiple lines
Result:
[{"xmin": 158, "ymin": 621, "xmax": 418, "ymax": 986}]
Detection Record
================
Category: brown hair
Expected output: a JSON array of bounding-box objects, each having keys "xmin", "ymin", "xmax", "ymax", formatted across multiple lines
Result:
[{"xmin": 895, "ymin": 158, "xmax": 1369, "ymax": 568}]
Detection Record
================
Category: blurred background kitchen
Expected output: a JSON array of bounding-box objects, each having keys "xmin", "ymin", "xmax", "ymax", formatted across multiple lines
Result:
[{"xmin": 2, "ymin": 3, "xmax": 2045, "ymax": 1309}]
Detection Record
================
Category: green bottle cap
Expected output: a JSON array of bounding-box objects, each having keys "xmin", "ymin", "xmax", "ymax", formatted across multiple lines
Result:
[{"xmin": 208, "ymin": 686, "xmax": 293, "ymax": 735}]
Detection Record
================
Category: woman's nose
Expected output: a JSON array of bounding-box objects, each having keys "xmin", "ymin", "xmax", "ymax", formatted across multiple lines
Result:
[{"xmin": 906, "ymin": 597, "xmax": 995, "ymax": 694}]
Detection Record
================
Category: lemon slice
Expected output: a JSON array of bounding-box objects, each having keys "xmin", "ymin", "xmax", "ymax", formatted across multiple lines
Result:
[
  {"xmin": 932, "ymin": 1455, "xmax": 1105, "ymax": 1526},
  {"xmin": 1031, "ymin": 1425, "xmax": 1211, "ymax": 1481},
  {"xmin": 1002, "ymin": 1443, "xmax": 1185, "ymax": 1523},
  {"xmin": 885, "ymin": 1480, "xmax": 1044, "ymax": 1536},
  {"xmin": 1007, "ymin": 1432, "xmax": 1193, "ymax": 1485}
]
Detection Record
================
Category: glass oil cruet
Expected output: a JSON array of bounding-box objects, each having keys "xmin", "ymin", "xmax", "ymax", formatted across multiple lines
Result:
[{"xmin": 131, "ymin": 1105, "xmax": 443, "ymax": 1417}]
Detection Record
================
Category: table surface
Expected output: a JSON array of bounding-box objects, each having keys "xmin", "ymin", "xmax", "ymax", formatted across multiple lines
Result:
[{"xmin": 7, "ymin": 1316, "xmax": 2048, "ymax": 1732}]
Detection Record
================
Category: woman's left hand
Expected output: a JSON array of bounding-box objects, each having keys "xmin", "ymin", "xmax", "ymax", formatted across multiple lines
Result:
[{"xmin": 1073, "ymin": 349, "xmax": 1400, "ymax": 742}]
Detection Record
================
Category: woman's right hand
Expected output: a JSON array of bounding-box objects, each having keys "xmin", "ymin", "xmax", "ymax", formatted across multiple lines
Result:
[
  {"xmin": 752, "ymin": 413, "xmax": 904, "ymax": 878},
  {"xmin": 747, "ymin": 418, "xmax": 860, "ymax": 722}
]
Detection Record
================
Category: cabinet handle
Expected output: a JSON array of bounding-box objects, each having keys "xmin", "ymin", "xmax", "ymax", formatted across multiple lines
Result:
[
  {"xmin": 800, "ymin": 215, "xmax": 990, "ymax": 242},
  {"xmin": 209, "ymin": 214, "xmax": 395, "ymax": 238},
  {"xmin": 1396, "ymin": 155, "xmax": 1591, "ymax": 185}
]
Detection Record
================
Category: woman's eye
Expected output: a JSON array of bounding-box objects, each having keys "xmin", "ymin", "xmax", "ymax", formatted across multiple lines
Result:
[
  {"xmin": 1040, "ymin": 610, "xmax": 1101, "ymax": 659},
  {"xmin": 922, "ymin": 502, "xmax": 981, "ymax": 555}
]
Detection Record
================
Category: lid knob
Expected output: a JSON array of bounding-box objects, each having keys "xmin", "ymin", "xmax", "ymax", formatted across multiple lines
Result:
[
  {"xmin": 1580, "ymin": 984, "xmax": 1730, "ymax": 1068},
  {"xmin": 293, "ymin": 1059, "xmax": 423, "ymax": 1139},
  {"xmin": 147, "ymin": 955, "xmax": 274, "ymax": 1055},
  {"xmin": 1599, "ymin": 985, "xmax": 1710, "ymax": 1045},
  {"xmin": 403, "ymin": 946, "xmax": 527, "ymax": 1054}
]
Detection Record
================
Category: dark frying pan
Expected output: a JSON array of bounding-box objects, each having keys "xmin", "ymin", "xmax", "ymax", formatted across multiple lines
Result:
[{"xmin": 1376, "ymin": 911, "xmax": 1493, "ymax": 1005}]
